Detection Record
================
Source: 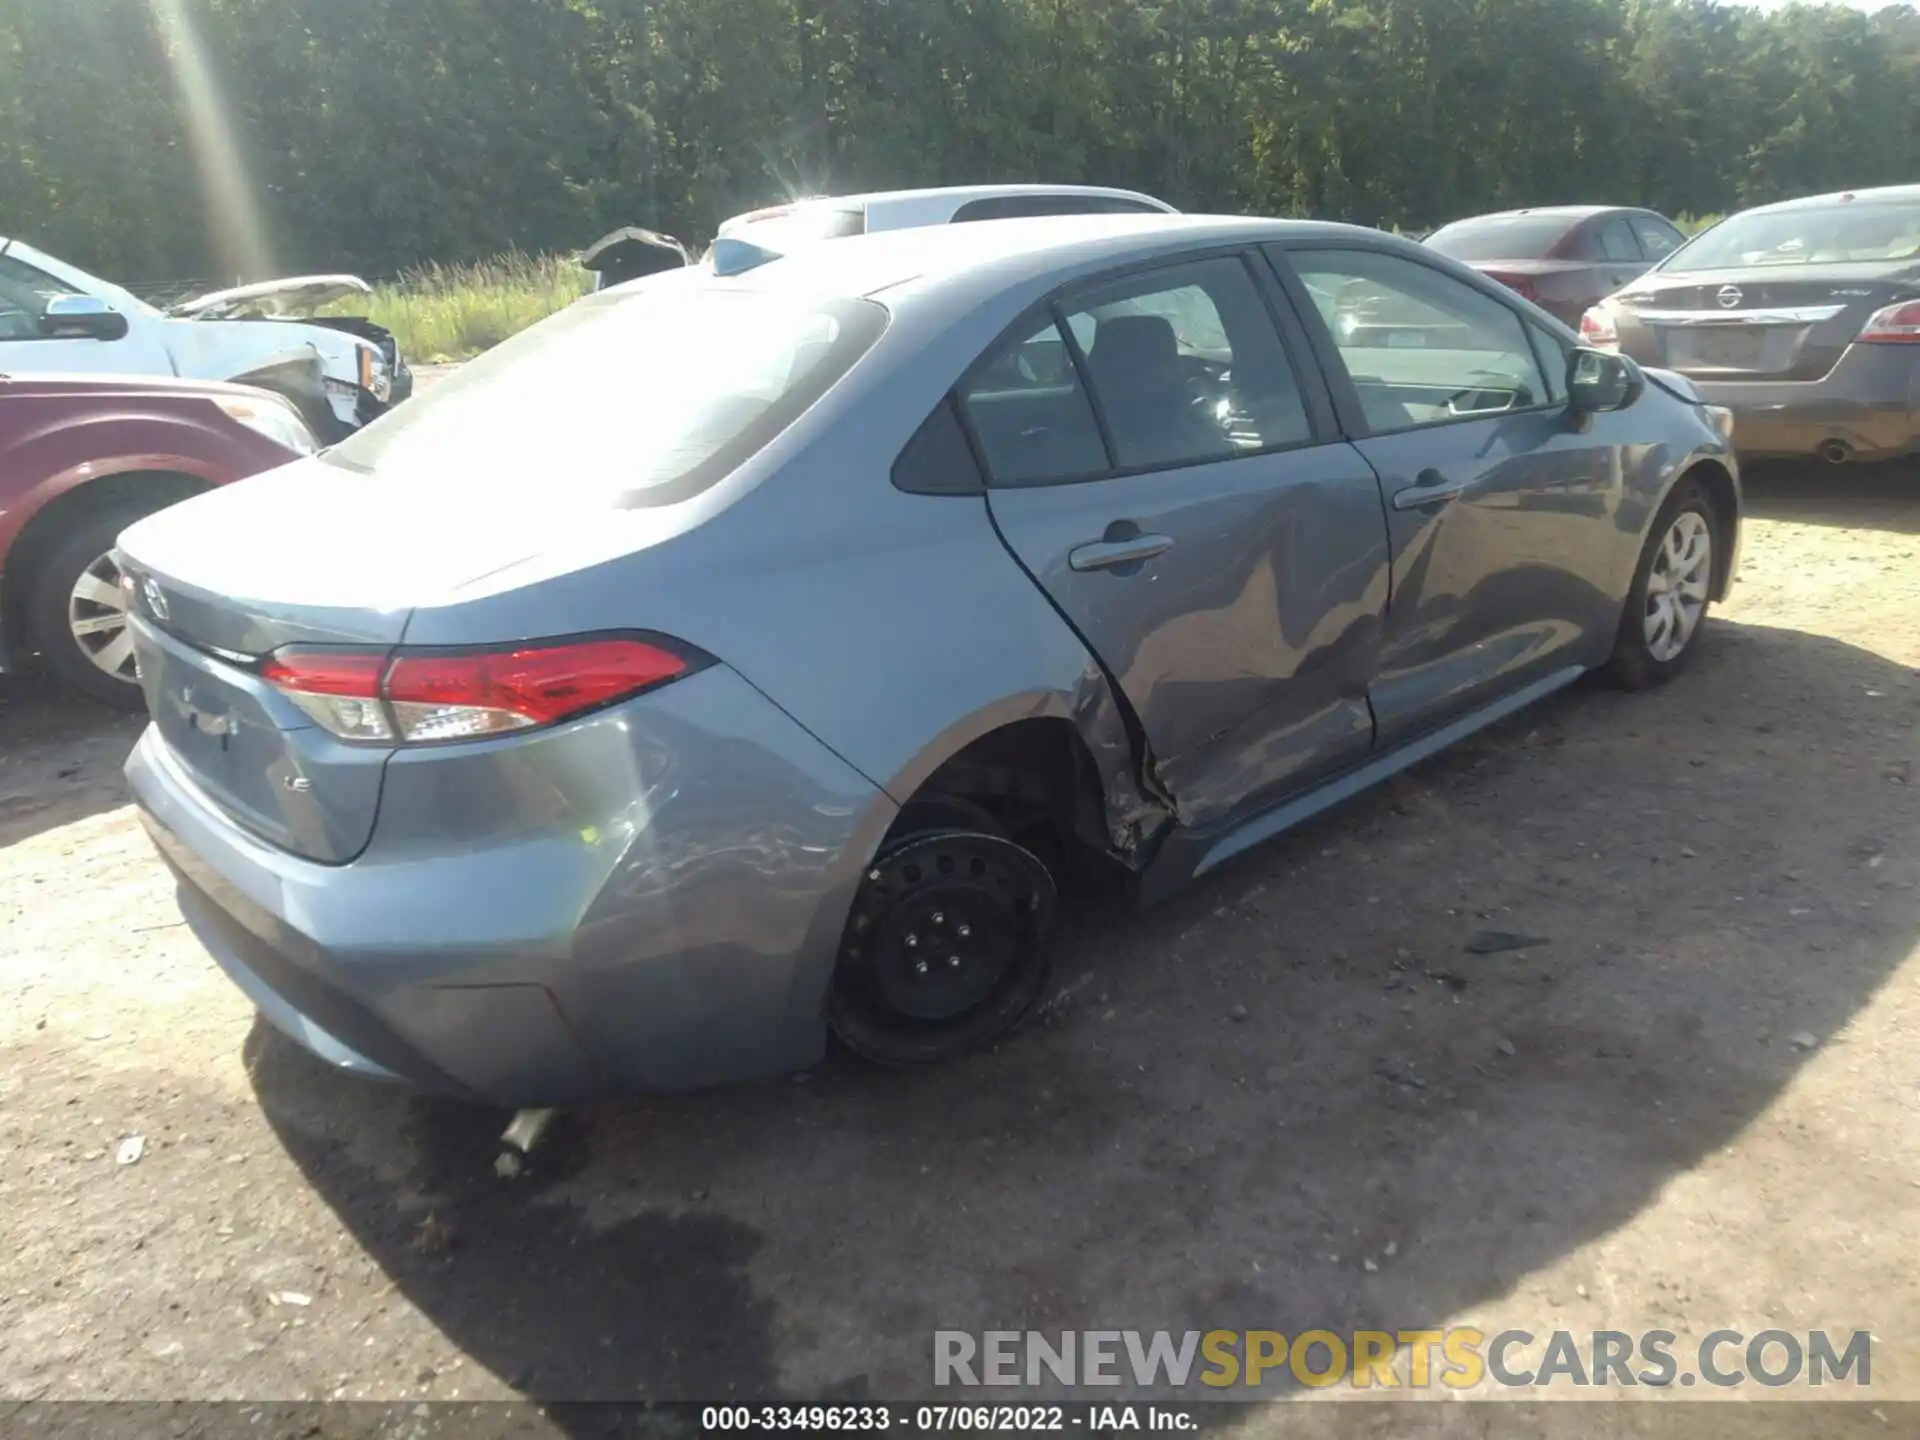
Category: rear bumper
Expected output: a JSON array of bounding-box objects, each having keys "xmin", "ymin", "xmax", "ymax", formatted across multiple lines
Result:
[
  {"xmin": 1689, "ymin": 344, "xmax": 1920, "ymax": 461},
  {"xmin": 127, "ymin": 664, "xmax": 896, "ymax": 1106}
]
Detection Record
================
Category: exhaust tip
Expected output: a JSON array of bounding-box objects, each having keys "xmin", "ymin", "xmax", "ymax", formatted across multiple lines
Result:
[{"xmin": 1818, "ymin": 439, "xmax": 1852, "ymax": 465}]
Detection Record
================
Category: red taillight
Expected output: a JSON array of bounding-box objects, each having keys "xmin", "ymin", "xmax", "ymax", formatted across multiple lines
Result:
[
  {"xmin": 1580, "ymin": 306, "xmax": 1620, "ymax": 351},
  {"xmin": 261, "ymin": 637, "xmax": 695, "ymax": 745},
  {"xmin": 1858, "ymin": 299, "xmax": 1920, "ymax": 344},
  {"xmin": 1482, "ymin": 270, "xmax": 1539, "ymax": 303}
]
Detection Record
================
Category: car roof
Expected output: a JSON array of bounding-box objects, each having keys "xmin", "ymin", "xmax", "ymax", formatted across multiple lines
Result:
[
  {"xmin": 1743, "ymin": 183, "xmax": 1920, "ymax": 215},
  {"xmin": 1438, "ymin": 206, "xmax": 1640, "ymax": 224},
  {"xmin": 811, "ymin": 183, "xmax": 1170, "ymax": 209},
  {"xmin": 696, "ymin": 212, "xmax": 1389, "ymax": 305}
]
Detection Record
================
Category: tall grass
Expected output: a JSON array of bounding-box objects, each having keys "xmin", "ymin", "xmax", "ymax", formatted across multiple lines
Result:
[{"xmin": 347, "ymin": 251, "xmax": 591, "ymax": 362}]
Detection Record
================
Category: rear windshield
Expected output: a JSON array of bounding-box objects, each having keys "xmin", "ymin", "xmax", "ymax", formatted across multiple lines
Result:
[
  {"xmin": 1424, "ymin": 215, "xmax": 1575, "ymax": 261},
  {"xmin": 1667, "ymin": 201, "xmax": 1920, "ymax": 271},
  {"xmin": 324, "ymin": 285, "xmax": 886, "ymax": 505}
]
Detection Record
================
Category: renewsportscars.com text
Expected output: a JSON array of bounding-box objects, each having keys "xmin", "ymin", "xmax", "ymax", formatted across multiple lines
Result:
[{"xmin": 934, "ymin": 1328, "xmax": 1872, "ymax": 1390}]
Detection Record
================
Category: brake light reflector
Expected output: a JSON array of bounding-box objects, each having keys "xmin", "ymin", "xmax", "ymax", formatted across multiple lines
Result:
[
  {"xmin": 1580, "ymin": 306, "xmax": 1620, "ymax": 351},
  {"xmin": 261, "ymin": 638, "xmax": 695, "ymax": 745},
  {"xmin": 1857, "ymin": 300, "xmax": 1920, "ymax": 344},
  {"xmin": 260, "ymin": 652, "xmax": 395, "ymax": 742}
]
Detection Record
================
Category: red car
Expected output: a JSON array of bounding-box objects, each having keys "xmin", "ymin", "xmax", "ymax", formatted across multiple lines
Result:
[
  {"xmin": 1423, "ymin": 205, "xmax": 1689, "ymax": 327},
  {"xmin": 0, "ymin": 372, "xmax": 312, "ymax": 704}
]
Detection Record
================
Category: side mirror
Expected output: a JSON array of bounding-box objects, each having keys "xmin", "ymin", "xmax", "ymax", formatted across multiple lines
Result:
[
  {"xmin": 38, "ymin": 294, "xmax": 129, "ymax": 342},
  {"xmin": 1566, "ymin": 346, "xmax": 1642, "ymax": 413}
]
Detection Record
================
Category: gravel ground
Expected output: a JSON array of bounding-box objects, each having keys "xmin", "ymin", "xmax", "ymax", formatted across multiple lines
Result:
[{"xmin": 0, "ymin": 461, "xmax": 1916, "ymax": 1426}]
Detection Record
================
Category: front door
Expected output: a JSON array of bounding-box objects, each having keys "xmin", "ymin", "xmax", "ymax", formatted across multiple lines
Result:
[
  {"xmin": 1271, "ymin": 244, "xmax": 1625, "ymax": 745},
  {"xmin": 969, "ymin": 252, "xmax": 1392, "ymax": 831},
  {"xmin": 0, "ymin": 249, "xmax": 171, "ymax": 377}
]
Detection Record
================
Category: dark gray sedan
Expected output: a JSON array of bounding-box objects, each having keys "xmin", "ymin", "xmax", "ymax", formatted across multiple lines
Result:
[
  {"xmin": 116, "ymin": 215, "xmax": 1740, "ymax": 1106},
  {"xmin": 1584, "ymin": 184, "xmax": 1920, "ymax": 463}
]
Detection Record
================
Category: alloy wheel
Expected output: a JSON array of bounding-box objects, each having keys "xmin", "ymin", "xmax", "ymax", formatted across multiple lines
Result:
[
  {"xmin": 67, "ymin": 551, "xmax": 137, "ymax": 682},
  {"xmin": 1642, "ymin": 510, "xmax": 1712, "ymax": 663}
]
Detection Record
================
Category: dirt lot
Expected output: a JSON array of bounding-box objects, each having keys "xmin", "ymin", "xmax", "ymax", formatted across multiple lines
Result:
[{"xmin": 1, "ymin": 463, "xmax": 1917, "ymax": 1425}]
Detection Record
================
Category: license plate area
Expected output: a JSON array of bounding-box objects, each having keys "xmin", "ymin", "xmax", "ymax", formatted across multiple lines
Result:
[
  {"xmin": 130, "ymin": 614, "xmax": 392, "ymax": 863},
  {"xmin": 1675, "ymin": 326, "xmax": 1766, "ymax": 371}
]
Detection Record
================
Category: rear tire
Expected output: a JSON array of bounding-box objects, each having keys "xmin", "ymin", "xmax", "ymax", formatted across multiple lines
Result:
[
  {"xmin": 827, "ymin": 810, "xmax": 1058, "ymax": 1068},
  {"xmin": 27, "ymin": 503, "xmax": 156, "ymax": 709},
  {"xmin": 1605, "ymin": 478, "xmax": 1718, "ymax": 691}
]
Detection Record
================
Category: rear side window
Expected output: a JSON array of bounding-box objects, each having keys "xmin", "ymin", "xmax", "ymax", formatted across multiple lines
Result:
[
  {"xmin": 1573, "ymin": 218, "xmax": 1641, "ymax": 262},
  {"xmin": 325, "ymin": 287, "xmax": 887, "ymax": 506},
  {"xmin": 1061, "ymin": 257, "xmax": 1311, "ymax": 468},
  {"xmin": 958, "ymin": 319, "xmax": 1108, "ymax": 484},
  {"xmin": 1630, "ymin": 215, "xmax": 1685, "ymax": 260},
  {"xmin": 893, "ymin": 398, "xmax": 984, "ymax": 495}
]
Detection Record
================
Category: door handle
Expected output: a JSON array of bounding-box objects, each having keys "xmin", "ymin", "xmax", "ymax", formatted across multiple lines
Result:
[
  {"xmin": 1392, "ymin": 469, "xmax": 1467, "ymax": 511},
  {"xmin": 1069, "ymin": 533, "xmax": 1175, "ymax": 572}
]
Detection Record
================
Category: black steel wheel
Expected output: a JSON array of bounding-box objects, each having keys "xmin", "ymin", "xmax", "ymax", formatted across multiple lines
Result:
[{"xmin": 827, "ymin": 828, "xmax": 1057, "ymax": 1066}]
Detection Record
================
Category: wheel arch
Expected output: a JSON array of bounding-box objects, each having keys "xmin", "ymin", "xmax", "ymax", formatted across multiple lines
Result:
[
  {"xmin": 1679, "ymin": 455, "xmax": 1739, "ymax": 601},
  {"xmin": 3, "ymin": 467, "xmax": 213, "ymax": 653}
]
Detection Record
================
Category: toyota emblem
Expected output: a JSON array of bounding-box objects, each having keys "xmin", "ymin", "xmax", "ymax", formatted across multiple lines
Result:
[
  {"xmin": 140, "ymin": 576, "xmax": 169, "ymax": 622},
  {"xmin": 1716, "ymin": 284, "xmax": 1743, "ymax": 309}
]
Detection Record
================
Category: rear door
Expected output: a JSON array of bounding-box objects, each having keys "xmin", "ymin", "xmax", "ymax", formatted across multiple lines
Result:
[
  {"xmin": 1567, "ymin": 215, "xmax": 1647, "ymax": 299},
  {"xmin": 970, "ymin": 251, "xmax": 1392, "ymax": 831},
  {"xmin": 1269, "ymin": 243, "xmax": 1625, "ymax": 744}
]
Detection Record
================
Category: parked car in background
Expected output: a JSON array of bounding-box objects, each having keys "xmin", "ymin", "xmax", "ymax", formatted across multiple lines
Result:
[
  {"xmin": 0, "ymin": 236, "xmax": 411, "ymax": 440},
  {"xmin": 1582, "ymin": 184, "xmax": 1920, "ymax": 464},
  {"xmin": 1423, "ymin": 206, "xmax": 1688, "ymax": 326},
  {"xmin": 118, "ymin": 214, "xmax": 1738, "ymax": 1107},
  {"xmin": 706, "ymin": 183, "xmax": 1177, "ymax": 274},
  {"xmin": 0, "ymin": 373, "xmax": 313, "ymax": 705}
]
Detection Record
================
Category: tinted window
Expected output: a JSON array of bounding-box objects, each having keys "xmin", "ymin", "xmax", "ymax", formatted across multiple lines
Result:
[
  {"xmin": 326, "ymin": 287, "xmax": 887, "ymax": 506},
  {"xmin": 1596, "ymin": 217, "xmax": 1642, "ymax": 261},
  {"xmin": 893, "ymin": 398, "xmax": 984, "ymax": 495},
  {"xmin": 951, "ymin": 194, "xmax": 1161, "ymax": 222},
  {"xmin": 1424, "ymin": 214, "xmax": 1576, "ymax": 261},
  {"xmin": 1668, "ymin": 200, "xmax": 1920, "ymax": 271},
  {"xmin": 1283, "ymin": 248, "xmax": 1548, "ymax": 433},
  {"xmin": 1061, "ymin": 257, "xmax": 1310, "ymax": 469},
  {"xmin": 1630, "ymin": 215, "xmax": 1685, "ymax": 260},
  {"xmin": 958, "ymin": 318, "xmax": 1108, "ymax": 485},
  {"xmin": 0, "ymin": 253, "xmax": 80, "ymax": 340}
]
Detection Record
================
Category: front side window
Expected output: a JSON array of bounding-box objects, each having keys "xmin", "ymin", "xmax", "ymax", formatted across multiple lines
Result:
[
  {"xmin": 958, "ymin": 318, "xmax": 1108, "ymax": 485},
  {"xmin": 325, "ymin": 285, "xmax": 886, "ymax": 506},
  {"xmin": 1061, "ymin": 256, "xmax": 1311, "ymax": 468},
  {"xmin": 0, "ymin": 253, "xmax": 81, "ymax": 341},
  {"xmin": 1281, "ymin": 247, "xmax": 1548, "ymax": 434}
]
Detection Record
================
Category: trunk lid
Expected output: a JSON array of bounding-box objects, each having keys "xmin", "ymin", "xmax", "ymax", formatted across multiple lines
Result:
[
  {"xmin": 1615, "ymin": 263, "xmax": 1920, "ymax": 380},
  {"xmin": 114, "ymin": 459, "xmax": 564, "ymax": 863}
]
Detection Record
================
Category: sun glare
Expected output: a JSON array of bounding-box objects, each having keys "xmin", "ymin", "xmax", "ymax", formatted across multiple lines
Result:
[{"xmin": 147, "ymin": 0, "xmax": 276, "ymax": 281}]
